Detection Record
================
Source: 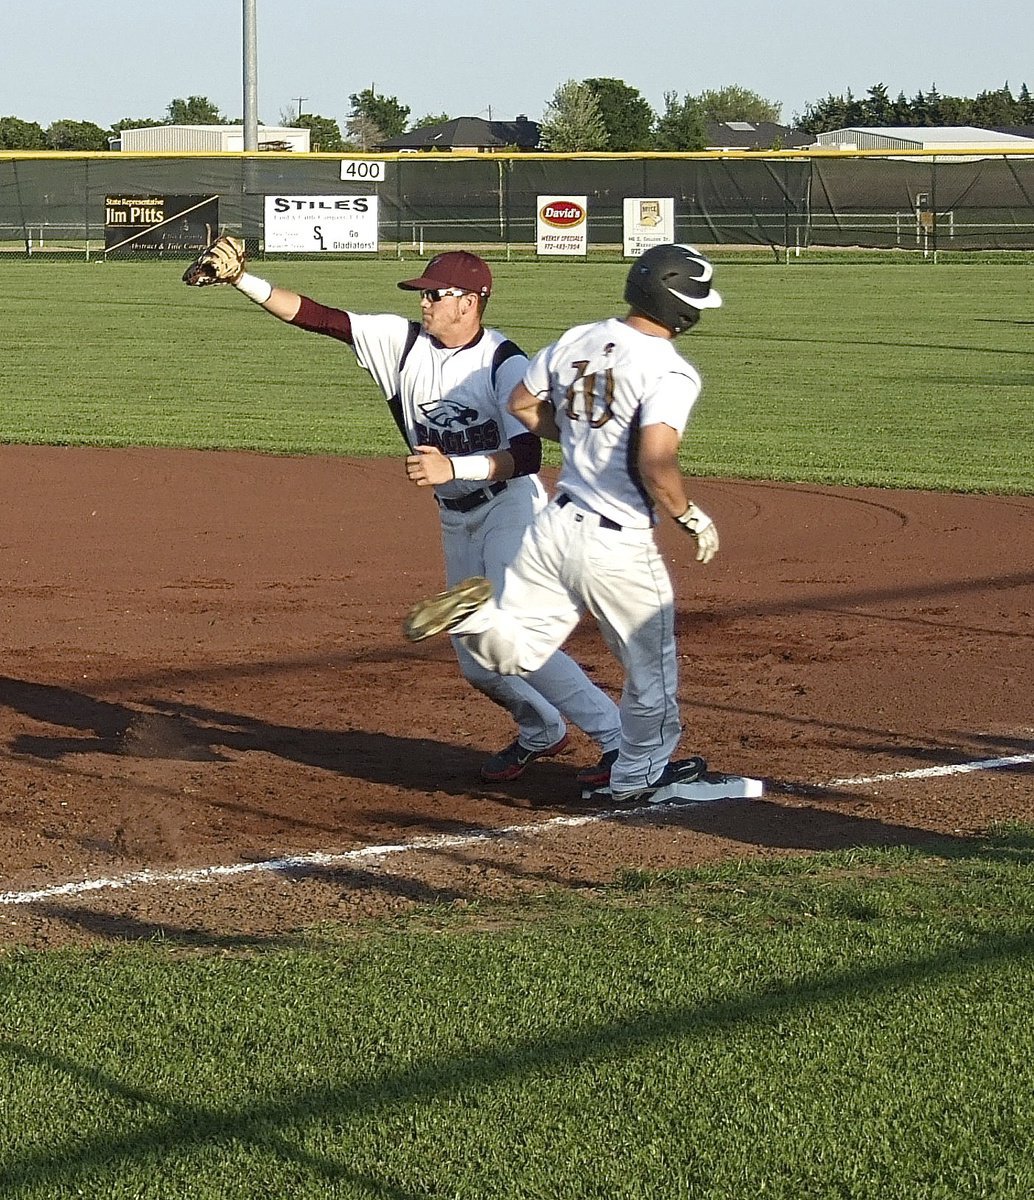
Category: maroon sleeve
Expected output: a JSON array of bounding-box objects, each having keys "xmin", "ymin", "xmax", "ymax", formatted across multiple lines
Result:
[
  {"xmin": 290, "ymin": 296, "xmax": 353, "ymax": 343},
  {"xmin": 508, "ymin": 431, "xmax": 542, "ymax": 478}
]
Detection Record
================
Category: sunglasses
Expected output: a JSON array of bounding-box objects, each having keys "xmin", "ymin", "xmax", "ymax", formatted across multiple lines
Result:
[{"xmin": 420, "ymin": 287, "xmax": 469, "ymax": 302}]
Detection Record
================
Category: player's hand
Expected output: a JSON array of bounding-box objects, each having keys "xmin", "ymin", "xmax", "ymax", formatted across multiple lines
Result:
[
  {"xmin": 405, "ymin": 445, "xmax": 454, "ymax": 487},
  {"xmin": 676, "ymin": 502, "xmax": 719, "ymax": 563}
]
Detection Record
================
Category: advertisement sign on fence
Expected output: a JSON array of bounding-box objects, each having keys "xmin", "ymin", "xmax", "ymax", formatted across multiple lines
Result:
[
  {"xmin": 104, "ymin": 195, "xmax": 218, "ymax": 256},
  {"xmin": 623, "ymin": 197, "xmax": 675, "ymax": 256},
  {"xmin": 536, "ymin": 196, "xmax": 588, "ymax": 256},
  {"xmin": 263, "ymin": 195, "xmax": 379, "ymax": 252}
]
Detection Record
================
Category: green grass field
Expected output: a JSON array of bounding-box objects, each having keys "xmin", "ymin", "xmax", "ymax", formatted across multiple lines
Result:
[
  {"xmin": 2, "ymin": 258, "xmax": 1032, "ymax": 491},
  {"xmin": 2, "ymin": 837, "xmax": 1034, "ymax": 1198},
  {"xmin": 2, "ymin": 260, "xmax": 1034, "ymax": 1197}
]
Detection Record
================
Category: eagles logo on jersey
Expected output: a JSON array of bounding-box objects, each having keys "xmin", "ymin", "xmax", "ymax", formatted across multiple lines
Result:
[{"xmin": 419, "ymin": 399, "xmax": 480, "ymax": 429}]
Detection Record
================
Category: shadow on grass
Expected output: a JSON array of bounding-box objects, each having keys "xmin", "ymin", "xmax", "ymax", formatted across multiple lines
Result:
[
  {"xmin": 2, "ymin": 923, "xmax": 1033, "ymax": 1194},
  {"xmin": 27, "ymin": 905, "xmax": 313, "ymax": 950}
]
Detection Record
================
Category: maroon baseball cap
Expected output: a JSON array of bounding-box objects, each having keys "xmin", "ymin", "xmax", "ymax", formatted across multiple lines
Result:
[{"xmin": 397, "ymin": 250, "xmax": 492, "ymax": 297}]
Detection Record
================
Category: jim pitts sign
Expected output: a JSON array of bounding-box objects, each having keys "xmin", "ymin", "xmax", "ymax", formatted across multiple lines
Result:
[
  {"xmin": 536, "ymin": 196, "xmax": 588, "ymax": 256},
  {"xmin": 264, "ymin": 195, "xmax": 379, "ymax": 252},
  {"xmin": 104, "ymin": 195, "xmax": 218, "ymax": 254}
]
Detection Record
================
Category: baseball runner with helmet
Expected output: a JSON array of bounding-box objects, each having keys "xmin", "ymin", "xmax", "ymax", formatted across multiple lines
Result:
[
  {"xmin": 403, "ymin": 244, "xmax": 723, "ymax": 804},
  {"xmin": 182, "ymin": 238, "xmax": 621, "ymax": 784}
]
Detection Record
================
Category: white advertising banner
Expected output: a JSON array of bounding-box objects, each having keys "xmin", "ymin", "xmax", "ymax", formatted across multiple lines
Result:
[
  {"xmin": 263, "ymin": 195, "xmax": 379, "ymax": 252},
  {"xmin": 623, "ymin": 198, "xmax": 675, "ymax": 256},
  {"xmin": 536, "ymin": 196, "xmax": 588, "ymax": 256}
]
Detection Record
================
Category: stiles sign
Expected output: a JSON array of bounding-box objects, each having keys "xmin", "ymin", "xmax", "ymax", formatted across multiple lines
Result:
[
  {"xmin": 104, "ymin": 195, "xmax": 218, "ymax": 256},
  {"xmin": 263, "ymin": 195, "xmax": 379, "ymax": 253}
]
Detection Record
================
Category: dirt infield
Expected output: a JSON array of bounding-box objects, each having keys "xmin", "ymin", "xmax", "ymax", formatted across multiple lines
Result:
[{"xmin": 1, "ymin": 445, "xmax": 1031, "ymax": 948}]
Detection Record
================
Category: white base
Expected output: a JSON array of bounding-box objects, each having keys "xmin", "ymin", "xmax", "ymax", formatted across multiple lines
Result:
[{"xmin": 583, "ymin": 773, "xmax": 764, "ymax": 804}]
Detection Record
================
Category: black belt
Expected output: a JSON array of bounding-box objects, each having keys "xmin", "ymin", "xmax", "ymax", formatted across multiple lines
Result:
[
  {"xmin": 556, "ymin": 492, "xmax": 622, "ymax": 531},
  {"xmin": 438, "ymin": 481, "xmax": 507, "ymax": 513}
]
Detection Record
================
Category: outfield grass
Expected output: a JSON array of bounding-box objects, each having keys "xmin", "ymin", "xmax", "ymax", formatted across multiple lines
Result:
[
  {"xmin": 2, "ymin": 834, "xmax": 1034, "ymax": 1198},
  {"xmin": 2, "ymin": 258, "xmax": 1032, "ymax": 491}
]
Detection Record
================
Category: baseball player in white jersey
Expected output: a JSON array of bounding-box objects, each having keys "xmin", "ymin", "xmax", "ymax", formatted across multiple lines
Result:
[
  {"xmin": 199, "ymin": 248, "xmax": 621, "ymax": 784},
  {"xmin": 404, "ymin": 244, "xmax": 723, "ymax": 804}
]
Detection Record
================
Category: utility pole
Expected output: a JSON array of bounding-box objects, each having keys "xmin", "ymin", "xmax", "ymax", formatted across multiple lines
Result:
[
  {"xmin": 242, "ymin": 0, "xmax": 259, "ymax": 150},
  {"xmin": 294, "ymin": 97, "xmax": 308, "ymax": 119}
]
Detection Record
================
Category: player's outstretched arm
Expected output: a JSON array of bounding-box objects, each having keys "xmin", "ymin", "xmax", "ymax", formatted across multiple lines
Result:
[
  {"xmin": 182, "ymin": 235, "xmax": 301, "ymax": 322},
  {"xmin": 236, "ymin": 279, "xmax": 302, "ymax": 323}
]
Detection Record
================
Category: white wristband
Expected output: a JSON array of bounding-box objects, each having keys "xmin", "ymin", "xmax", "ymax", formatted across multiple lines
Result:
[
  {"xmin": 451, "ymin": 454, "xmax": 493, "ymax": 482},
  {"xmin": 234, "ymin": 272, "xmax": 273, "ymax": 305}
]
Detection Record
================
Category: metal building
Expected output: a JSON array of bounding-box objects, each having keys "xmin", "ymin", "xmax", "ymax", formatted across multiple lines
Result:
[
  {"xmin": 117, "ymin": 125, "xmax": 310, "ymax": 153},
  {"xmin": 814, "ymin": 126, "xmax": 1034, "ymax": 153}
]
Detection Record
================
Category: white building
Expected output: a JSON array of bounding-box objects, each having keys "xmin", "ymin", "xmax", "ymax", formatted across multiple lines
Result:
[
  {"xmin": 117, "ymin": 125, "xmax": 310, "ymax": 153},
  {"xmin": 814, "ymin": 126, "xmax": 1034, "ymax": 158}
]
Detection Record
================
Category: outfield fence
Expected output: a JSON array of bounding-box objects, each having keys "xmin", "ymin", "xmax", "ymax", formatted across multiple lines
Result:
[{"xmin": 3, "ymin": 148, "xmax": 1034, "ymax": 262}]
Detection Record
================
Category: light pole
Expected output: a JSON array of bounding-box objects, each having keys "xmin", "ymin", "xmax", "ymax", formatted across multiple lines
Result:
[{"xmin": 243, "ymin": 0, "xmax": 259, "ymax": 150}]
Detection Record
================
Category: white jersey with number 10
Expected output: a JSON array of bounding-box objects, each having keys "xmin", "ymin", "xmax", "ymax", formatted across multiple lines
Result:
[{"xmin": 523, "ymin": 317, "xmax": 702, "ymax": 530}]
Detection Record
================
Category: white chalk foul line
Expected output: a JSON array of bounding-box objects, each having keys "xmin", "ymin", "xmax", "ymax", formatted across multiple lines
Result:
[
  {"xmin": 830, "ymin": 752, "xmax": 1034, "ymax": 787},
  {"xmin": 0, "ymin": 813, "xmax": 607, "ymax": 907},
  {"xmin": 2, "ymin": 752, "xmax": 1031, "ymax": 908}
]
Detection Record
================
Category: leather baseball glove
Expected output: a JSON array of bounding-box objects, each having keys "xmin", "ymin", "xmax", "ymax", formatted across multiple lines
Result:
[{"xmin": 182, "ymin": 236, "xmax": 246, "ymax": 286}]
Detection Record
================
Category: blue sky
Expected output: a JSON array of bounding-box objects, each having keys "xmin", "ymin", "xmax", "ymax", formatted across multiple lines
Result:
[{"xmin": 4, "ymin": 0, "xmax": 1031, "ymax": 131}]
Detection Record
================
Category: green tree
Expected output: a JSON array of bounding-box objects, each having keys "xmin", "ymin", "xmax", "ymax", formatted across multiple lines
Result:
[
  {"xmin": 539, "ymin": 80, "xmax": 608, "ymax": 151},
  {"xmin": 797, "ymin": 80, "xmax": 1034, "ymax": 132},
  {"xmin": 45, "ymin": 119, "xmax": 109, "ymax": 150},
  {"xmin": 110, "ymin": 116, "xmax": 165, "ymax": 134},
  {"xmin": 696, "ymin": 85, "xmax": 780, "ymax": 123},
  {"xmin": 795, "ymin": 88, "xmax": 865, "ymax": 134},
  {"xmin": 583, "ymin": 77, "xmax": 654, "ymax": 150},
  {"xmin": 892, "ymin": 91, "xmax": 911, "ymax": 123},
  {"xmin": 861, "ymin": 83, "xmax": 894, "ymax": 125},
  {"xmin": 905, "ymin": 90, "xmax": 927, "ymax": 125},
  {"xmin": 166, "ymin": 96, "xmax": 225, "ymax": 124},
  {"xmin": 652, "ymin": 92, "xmax": 706, "ymax": 151},
  {"xmin": 970, "ymin": 84, "xmax": 1022, "ymax": 126},
  {"xmin": 348, "ymin": 88, "xmax": 409, "ymax": 145},
  {"xmin": 937, "ymin": 93, "xmax": 970, "ymax": 124},
  {"xmin": 0, "ymin": 116, "xmax": 46, "ymax": 149},
  {"xmin": 922, "ymin": 85, "xmax": 945, "ymax": 123},
  {"xmin": 292, "ymin": 113, "xmax": 343, "ymax": 152},
  {"xmin": 410, "ymin": 112, "xmax": 451, "ymax": 130},
  {"xmin": 795, "ymin": 92, "xmax": 849, "ymax": 134}
]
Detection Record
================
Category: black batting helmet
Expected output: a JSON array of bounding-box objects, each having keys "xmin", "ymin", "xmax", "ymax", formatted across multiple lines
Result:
[{"xmin": 624, "ymin": 243, "xmax": 722, "ymax": 335}]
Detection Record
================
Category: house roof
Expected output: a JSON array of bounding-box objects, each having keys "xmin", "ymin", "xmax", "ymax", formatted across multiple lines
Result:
[
  {"xmin": 989, "ymin": 125, "xmax": 1034, "ymax": 139},
  {"xmin": 705, "ymin": 120, "xmax": 812, "ymax": 150},
  {"xmin": 378, "ymin": 116, "xmax": 540, "ymax": 151}
]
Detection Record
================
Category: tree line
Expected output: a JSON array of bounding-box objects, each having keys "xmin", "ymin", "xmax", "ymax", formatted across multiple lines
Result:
[
  {"xmin": 2, "ymin": 79, "xmax": 1032, "ymax": 152},
  {"xmin": 797, "ymin": 82, "xmax": 1034, "ymax": 134}
]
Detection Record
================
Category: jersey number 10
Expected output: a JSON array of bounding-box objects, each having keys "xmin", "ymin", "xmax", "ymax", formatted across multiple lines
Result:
[{"xmin": 564, "ymin": 361, "xmax": 615, "ymax": 428}]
